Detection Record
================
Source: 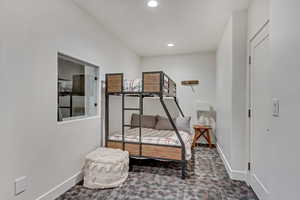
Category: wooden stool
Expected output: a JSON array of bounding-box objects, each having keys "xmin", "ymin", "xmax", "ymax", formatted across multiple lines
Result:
[{"xmin": 192, "ymin": 125, "xmax": 213, "ymax": 148}]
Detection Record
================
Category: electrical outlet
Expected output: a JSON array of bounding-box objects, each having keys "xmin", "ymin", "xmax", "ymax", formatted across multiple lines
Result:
[{"xmin": 15, "ymin": 176, "xmax": 27, "ymax": 195}]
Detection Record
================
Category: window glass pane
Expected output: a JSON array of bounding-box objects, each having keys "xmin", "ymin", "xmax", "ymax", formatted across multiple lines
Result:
[{"xmin": 57, "ymin": 54, "xmax": 99, "ymax": 122}]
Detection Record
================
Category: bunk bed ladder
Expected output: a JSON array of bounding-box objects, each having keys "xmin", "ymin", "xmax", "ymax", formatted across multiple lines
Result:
[
  {"xmin": 121, "ymin": 94, "xmax": 125, "ymax": 151},
  {"xmin": 122, "ymin": 94, "xmax": 143, "ymax": 156}
]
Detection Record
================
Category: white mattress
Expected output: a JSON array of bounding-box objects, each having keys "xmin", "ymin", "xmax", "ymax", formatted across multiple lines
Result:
[
  {"xmin": 109, "ymin": 128, "xmax": 194, "ymax": 160},
  {"xmin": 123, "ymin": 79, "xmax": 142, "ymax": 92}
]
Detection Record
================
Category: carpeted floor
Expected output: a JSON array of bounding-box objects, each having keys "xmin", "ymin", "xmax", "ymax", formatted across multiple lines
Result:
[{"xmin": 56, "ymin": 147, "xmax": 258, "ymax": 200}]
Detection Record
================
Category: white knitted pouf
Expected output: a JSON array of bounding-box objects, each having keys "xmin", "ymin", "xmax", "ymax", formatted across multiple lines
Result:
[{"xmin": 83, "ymin": 148, "xmax": 129, "ymax": 189}]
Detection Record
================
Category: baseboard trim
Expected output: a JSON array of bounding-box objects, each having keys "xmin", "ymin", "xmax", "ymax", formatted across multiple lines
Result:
[
  {"xmin": 35, "ymin": 171, "xmax": 83, "ymax": 200},
  {"xmin": 216, "ymin": 144, "xmax": 247, "ymax": 181},
  {"xmin": 250, "ymin": 174, "xmax": 270, "ymax": 200}
]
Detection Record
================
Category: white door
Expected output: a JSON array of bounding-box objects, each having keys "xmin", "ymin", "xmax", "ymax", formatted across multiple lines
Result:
[{"xmin": 249, "ymin": 22, "xmax": 271, "ymax": 200}]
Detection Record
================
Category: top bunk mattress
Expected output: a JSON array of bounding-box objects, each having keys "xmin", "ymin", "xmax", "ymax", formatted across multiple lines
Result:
[{"xmin": 109, "ymin": 128, "xmax": 194, "ymax": 160}]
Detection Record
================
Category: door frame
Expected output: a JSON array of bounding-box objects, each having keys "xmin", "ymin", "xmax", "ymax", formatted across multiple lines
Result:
[{"xmin": 246, "ymin": 19, "xmax": 270, "ymax": 199}]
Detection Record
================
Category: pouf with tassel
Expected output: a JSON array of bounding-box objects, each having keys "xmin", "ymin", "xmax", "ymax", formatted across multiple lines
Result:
[{"xmin": 83, "ymin": 148, "xmax": 129, "ymax": 189}]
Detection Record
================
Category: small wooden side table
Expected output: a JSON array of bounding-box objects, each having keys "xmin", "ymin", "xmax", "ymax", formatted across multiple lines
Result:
[{"xmin": 193, "ymin": 125, "xmax": 213, "ymax": 148}]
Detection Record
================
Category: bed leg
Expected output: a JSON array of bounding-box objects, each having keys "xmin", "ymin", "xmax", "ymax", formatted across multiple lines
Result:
[
  {"xmin": 181, "ymin": 161, "xmax": 187, "ymax": 179},
  {"xmin": 129, "ymin": 158, "xmax": 133, "ymax": 172}
]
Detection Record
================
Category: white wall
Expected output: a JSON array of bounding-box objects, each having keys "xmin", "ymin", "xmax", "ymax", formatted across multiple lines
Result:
[
  {"xmin": 248, "ymin": 0, "xmax": 270, "ymax": 39},
  {"xmin": 141, "ymin": 52, "xmax": 216, "ymax": 138},
  {"xmin": 108, "ymin": 96, "xmax": 140, "ymax": 133},
  {"xmin": 0, "ymin": 0, "xmax": 140, "ymax": 199},
  {"xmin": 216, "ymin": 10, "xmax": 248, "ymax": 178},
  {"xmin": 269, "ymin": 0, "xmax": 300, "ymax": 199},
  {"xmin": 247, "ymin": 0, "xmax": 300, "ymax": 199},
  {"xmin": 216, "ymin": 17, "xmax": 233, "ymax": 161},
  {"xmin": 231, "ymin": 11, "xmax": 248, "ymax": 172}
]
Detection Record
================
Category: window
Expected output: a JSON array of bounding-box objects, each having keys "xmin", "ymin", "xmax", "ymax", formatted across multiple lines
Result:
[{"xmin": 57, "ymin": 53, "xmax": 99, "ymax": 122}]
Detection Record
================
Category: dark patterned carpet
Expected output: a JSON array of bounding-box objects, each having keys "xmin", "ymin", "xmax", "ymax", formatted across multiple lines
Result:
[{"xmin": 56, "ymin": 147, "xmax": 258, "ymax": 200}]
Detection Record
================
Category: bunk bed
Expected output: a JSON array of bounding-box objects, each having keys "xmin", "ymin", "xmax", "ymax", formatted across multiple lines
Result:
[{"xmin": 105, "ymin": 71, "xmax": 192, "ymax": 179}]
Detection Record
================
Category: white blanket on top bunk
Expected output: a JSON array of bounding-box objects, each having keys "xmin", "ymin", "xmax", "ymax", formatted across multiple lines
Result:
[
  {"xmin": 109, "ymin": 128, "xmax": 194, "ymax": 160},
  {"xmin": 123, "ymin": 79, "xmax": 142, "ymax": 92}
]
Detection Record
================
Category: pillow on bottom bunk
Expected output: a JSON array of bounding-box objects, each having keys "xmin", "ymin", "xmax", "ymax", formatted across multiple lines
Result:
[
  {"xmin": 131, "ymin": 113, "xmax": 157, "ymax": 129},
  {"xmin": 155, "ymin": 116, "xmax": 174, "ymax": 130},
  {"xmin": 175, "ymin": 116, "xmax": 191, "ymax": 133},
  {"xmin": 155, "ymin": 115, "xmax": 191, "ymax": 133},
  {"xmin": 131, "ymin": 114, "xmax": 191, "ymax": 134}
]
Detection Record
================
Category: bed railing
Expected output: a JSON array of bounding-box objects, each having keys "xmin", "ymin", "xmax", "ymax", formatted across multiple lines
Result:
[
  {"xmin": 106, "ymin": 71, "xmax": 176, "ymax": 97},
  {"xmin": 106, "ymin": 73, "xmax": 123, "ymax": 93}
]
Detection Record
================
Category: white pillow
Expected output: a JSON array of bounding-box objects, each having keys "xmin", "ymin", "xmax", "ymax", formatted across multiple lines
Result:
[{"xmin": 175, "ymin": 116, "xmax": 191, "ymax": 133}]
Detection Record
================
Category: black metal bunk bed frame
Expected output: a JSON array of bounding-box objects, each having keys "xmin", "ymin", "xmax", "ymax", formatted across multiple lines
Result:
[{"xmin": 105, "ymin": 71, "xmax": 187, "ymax": 178}]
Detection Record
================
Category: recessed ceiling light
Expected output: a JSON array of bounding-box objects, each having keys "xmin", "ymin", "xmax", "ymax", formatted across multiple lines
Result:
[
  {"xmin": 147, "ymin": 0, "xmax": 158, "ymax": 8},
  {"xmin": 167, "ymin": 43, "xmax": 175, "ymax": 47}
]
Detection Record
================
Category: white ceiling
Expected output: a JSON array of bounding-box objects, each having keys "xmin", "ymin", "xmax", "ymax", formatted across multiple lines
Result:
[{"xmin": 73, "ymin": 0, "xmax": 250, "ymax": 56}]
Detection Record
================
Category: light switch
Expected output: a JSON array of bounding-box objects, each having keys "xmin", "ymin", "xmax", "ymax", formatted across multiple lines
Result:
[
  {"xmin": 272, "ymin": 98, "xmax": 280, "ymax": 117},
  {"xmin": 15, "ymin": 176, "xmax": 27, "ymax": 195}
]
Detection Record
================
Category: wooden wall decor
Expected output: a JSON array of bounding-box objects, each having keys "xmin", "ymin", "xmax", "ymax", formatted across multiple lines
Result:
[{"xmin": 181, "ymin": 80, "xmax": 199, "ymax": 86}]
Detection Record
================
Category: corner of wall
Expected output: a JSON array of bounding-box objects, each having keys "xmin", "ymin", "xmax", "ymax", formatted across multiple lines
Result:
[
  {"xmin": 217, "ymin": 144, "xmax": 247, "ymax": 181},
  {"xmin": 216, "ymin": 9, "xmax": 249, "ymax": 180}
]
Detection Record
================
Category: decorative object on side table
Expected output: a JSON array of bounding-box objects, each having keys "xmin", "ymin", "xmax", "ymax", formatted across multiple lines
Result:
[
  {"xmin": 195, "ymin": 102, "xmax": 214, "ymax": 125},
  {"xmin": 193, "ymin": 101, "xmax": 216, "ymax": 147}
]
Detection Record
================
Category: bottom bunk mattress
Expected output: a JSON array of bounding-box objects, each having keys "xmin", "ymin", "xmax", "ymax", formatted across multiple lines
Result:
[{"xmin": 109, "ymin": 128, "xmax": 194, "ymax": 160}]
